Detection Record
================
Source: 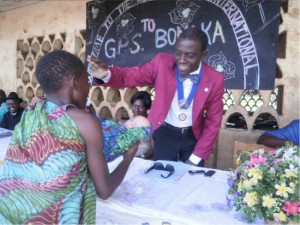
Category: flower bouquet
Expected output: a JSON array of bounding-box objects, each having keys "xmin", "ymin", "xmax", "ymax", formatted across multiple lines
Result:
[{"xmin": 227, "ymin": 144, "xmax": 300, "ymax": 224}]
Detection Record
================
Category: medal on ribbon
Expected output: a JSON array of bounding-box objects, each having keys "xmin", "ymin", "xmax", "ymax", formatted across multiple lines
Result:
[
  {"xmin": 178, "ymin": 113, "xmax": 187, "ymax": 121},
  {"xmin": 176, "ymin": 66, "xmax": 203, "ymax": 110}
]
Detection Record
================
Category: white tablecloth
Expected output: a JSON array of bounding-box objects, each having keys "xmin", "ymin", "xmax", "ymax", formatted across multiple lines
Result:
[
  {"xmin": 97, "ymin": 157, "xmax": 265, "ymax": 225},
  {"xmin": 0, "ymin": 136, "xmax": 265, "ymax": 225},
  {"xmin": 0, "ymin": 135, "xmax": 11, "ymax": 161}
]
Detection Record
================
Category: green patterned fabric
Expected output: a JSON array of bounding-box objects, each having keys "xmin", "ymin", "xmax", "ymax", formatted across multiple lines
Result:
[
  {"xmin": 0, "ymin": 99, "xmax": 96, "ymax": 224},
  {"xmin": 99, "ymin": 117, "xmax": 152, "ymax": 162}
]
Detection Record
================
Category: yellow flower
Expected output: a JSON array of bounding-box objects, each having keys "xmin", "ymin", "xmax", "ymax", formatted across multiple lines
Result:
[
  {"xmin": 247, "ymin": 168, "xmax": 262, "ymax": 182},
  {"xmin": 284, "ymin": 164, "xmax": 298, "ymax": 178},
  {"xmin": 262, "ymin": 195, "xmax": 276, "ymax": 208},
  {"xmin": 275, "ymin": 183, "xmax": 293, "ymax": 198},
  {"xmin": 244, "ymin": 192, "xmax": 258, "ymax": 207},
  {"xmin": 247, "ymin": 168, "xmax": 256, "ymax": 177},
  {"xmin": 242, "ymin": 179, "xmax": 253, "ymax": 190},
  {"xmin": 274, "ymin": 211, "xmax": 287, "ymax": 222}
]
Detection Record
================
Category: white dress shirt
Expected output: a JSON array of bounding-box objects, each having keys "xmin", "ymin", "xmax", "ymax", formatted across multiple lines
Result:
[{"xmin": 164, "ymin": 63, "xmax": 203, "ymax": 165}]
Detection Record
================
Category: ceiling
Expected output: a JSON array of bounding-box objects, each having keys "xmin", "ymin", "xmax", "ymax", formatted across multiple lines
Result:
[{"xmin": 0, "ymin": 0, "xmax": 43, "ymax": 13}]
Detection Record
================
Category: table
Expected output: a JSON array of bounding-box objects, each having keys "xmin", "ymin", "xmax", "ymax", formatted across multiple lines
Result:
[
  {"xmin": 0, "ymin": 133, "xmax": 12, "ymax": 162},
  {"xmin": 97, "ymin": 157, "xmax": 265, "ymax": 225},
  {"xmin": 0, "ymin": 136, "xmax": 265, "ymax": 225}
]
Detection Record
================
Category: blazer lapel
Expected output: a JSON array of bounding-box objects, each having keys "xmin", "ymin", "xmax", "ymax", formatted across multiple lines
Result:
[
  {"xmin": 192, "ymin": 64, "xmax": 212, "ymax": 121},
  {"xmin": 166, "ymin": 66, "xmax": 177, "ymax": 109}
]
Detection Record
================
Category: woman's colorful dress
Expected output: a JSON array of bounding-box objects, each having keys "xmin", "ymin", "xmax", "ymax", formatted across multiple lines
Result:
[{"xmin": 0, "ymin": 100, "xmax": 96, "ymax": 224}]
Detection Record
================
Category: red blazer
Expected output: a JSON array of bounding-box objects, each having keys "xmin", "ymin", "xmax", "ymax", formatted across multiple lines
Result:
[{"xmin": 97, "ymin": 53, "xmax": 224, "ymax": 160}]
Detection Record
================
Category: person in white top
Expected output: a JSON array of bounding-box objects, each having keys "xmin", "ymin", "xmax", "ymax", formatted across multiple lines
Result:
[{"xmin": 130, "ymin": 91, "xmax": 153, "ymax": 159}]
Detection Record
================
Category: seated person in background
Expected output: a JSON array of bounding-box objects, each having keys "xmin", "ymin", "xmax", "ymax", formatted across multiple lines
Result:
[
  {"xmin": 130, "ymin": 91, "xmax": 152, "ymax": 118},
  {"xmin": 85, "ymin": 99, "xmax": 152, "ymax": 161},
  {"xmin": 0, "ymin": 89, "xmax": 8, "ymax": 123},
  {"xmin": 129, "ymin": 91, "xmax": 153, "ymax": 159},
  {"xmin": 99, "ymin": 115, "xmax": 152, "ymax": 162},
  {"xmin": 257, "ymin": 119, "xmax": 299, "ymax": 148},
  {"xmin": 117, "ymin": 90, "xmax": 152, "ymax": 124},
  {"xmin": 0, "ymin": 50, "xmax": 139, "ymax": 224},
  {"xmin": 0, "ymin": 92, "xmax": 24, "ymax": 130}
]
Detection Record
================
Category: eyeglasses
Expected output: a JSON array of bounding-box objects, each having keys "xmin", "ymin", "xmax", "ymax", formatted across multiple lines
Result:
[{"xmin": 144, "ymin": 162, "xmax": 175, "ymax": 178}]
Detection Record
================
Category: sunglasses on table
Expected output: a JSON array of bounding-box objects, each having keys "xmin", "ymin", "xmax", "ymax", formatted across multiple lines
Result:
[{"xmin": 144, "ymin": 162, "xmax": 175, "ymax": 178}]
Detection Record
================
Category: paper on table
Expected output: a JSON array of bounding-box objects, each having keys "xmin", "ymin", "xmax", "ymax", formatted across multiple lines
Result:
[{"xmin": 143, "ymin": 160, "xmax": 192, "ymax": 183}]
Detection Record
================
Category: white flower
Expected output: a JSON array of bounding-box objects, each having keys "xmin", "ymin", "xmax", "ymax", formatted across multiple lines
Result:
[
  {"xmin": 262, "ymin": 194, "xmax": 277, "ymax": 208},
  {"xmin": 284, "ymin": 164, "xmax": 298, "ymax": 178},
  {"xmin": 275, "ymin": 183, "xmax": 293, "ymax": 198},
  {"xmin": 244, "ymin": 192, "xmax": 258, "ymax": 207},
  {"xmin": 282, "ymin": 147, "xmax": 296, "ymax": 159}
]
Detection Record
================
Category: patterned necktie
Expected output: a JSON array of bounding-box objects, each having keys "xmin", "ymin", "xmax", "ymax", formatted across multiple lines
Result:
[{"xmin": 178, "ymin": 73, "xmax": 200, "ymax": 84}]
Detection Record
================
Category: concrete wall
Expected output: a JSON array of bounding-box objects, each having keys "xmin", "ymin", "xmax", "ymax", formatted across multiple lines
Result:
[{"xmin": 0, "ymin": 0, "xmax": 89, "ymax": 92}]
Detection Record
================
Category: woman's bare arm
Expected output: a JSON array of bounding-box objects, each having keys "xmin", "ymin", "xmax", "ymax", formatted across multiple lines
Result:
[{"xmin": 67, "ymin": 109, "xmax": 138, "ymax": 199}]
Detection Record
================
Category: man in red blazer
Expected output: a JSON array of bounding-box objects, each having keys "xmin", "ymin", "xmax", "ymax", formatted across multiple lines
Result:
[{"xmin": 88, "ymin": 27, "xmax": 224, "ymax": 167}]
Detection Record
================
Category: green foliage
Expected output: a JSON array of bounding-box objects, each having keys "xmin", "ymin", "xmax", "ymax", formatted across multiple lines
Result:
[{"xmin": 227, "ymin": 145, "xmax": 300, "ymax": 224}]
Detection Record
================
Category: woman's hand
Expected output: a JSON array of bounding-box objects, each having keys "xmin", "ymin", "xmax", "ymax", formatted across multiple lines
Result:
[{"xmin": 123, "ymin": 142, "xmax": 139, "ymax": 160}]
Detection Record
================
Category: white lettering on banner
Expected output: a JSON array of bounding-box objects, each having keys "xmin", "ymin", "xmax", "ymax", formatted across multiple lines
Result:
[
  {"xmin": 213, "ymin": 20, "xmax": 225, "ymax": 43},
  {"xmin": 105, "ymin": 38, "xmax": 116, "ymax": 58},
  {"xmin": 105, "ymin": 34, "xmax": 142, "ymax": 58},
  {"xmin": 91, "ymin": 0, "xmax": 155, "ymax": 58},
  {"xmin": 201, "ymin": 21, "xmax": 212, "ymax": 45},
  {"xmin": 206, "ymin": 0, "xmax": 260, "ymax": 89},
  {"xmin": 92, "ymin": 0, "xmax": 228, "ymax": 58},
  {"xmin": 102, "ymin": 19, "xmax": 226, "ymax": 58},
  {"xmin": 90, "ymin": 0, "xmax": 260, "ymax": 88},
  {"xmin": 141, "ymin": 18, "xmax": 156, "ymax": 32},
  {"xmin": 155, "ymin": 29, "xmax": 167, "ymax": 48},
  {"xmin": 131, "ymin": 33, "xmax": 142, "ymax": 54},
  {"xmin": 155, "ymin": 28, "xmax": 177, "ymax": 48}
]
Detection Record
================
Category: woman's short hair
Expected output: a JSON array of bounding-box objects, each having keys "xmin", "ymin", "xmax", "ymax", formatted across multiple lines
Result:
[
  {"xmin": 35, "ymin": 50, "xmax": 86, "ymax": 93},
  {"xmin": 130, "ymin": 91, "xmax": 152, "ymax": 110},
  {"xmin": 178, "ymin": 27, "xmax": 208, "ymax": 52}
]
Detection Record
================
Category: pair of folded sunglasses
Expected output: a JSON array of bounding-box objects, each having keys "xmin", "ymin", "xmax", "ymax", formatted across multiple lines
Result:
[{"xmin": 144, "ymin": 162, "xmax": 175, "ymax": 178}]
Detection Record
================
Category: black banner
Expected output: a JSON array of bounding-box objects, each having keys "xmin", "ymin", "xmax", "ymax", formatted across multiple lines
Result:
[{"xmin": 86, "ymin": 0, "xmax": 281, "ymax": 90}]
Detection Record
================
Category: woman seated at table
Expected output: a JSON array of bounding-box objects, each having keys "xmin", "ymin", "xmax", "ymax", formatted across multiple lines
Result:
[
  {"xmin": 0, "ymin": 50, "xmax": 139, "ymax": 224},
  {"xmin": 118, "ymin": 91, "xmax": 153, "ymax": 159},
  {"xmin": 84, "ymin": 101, "xmax": 152, "ymax": 161}
]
